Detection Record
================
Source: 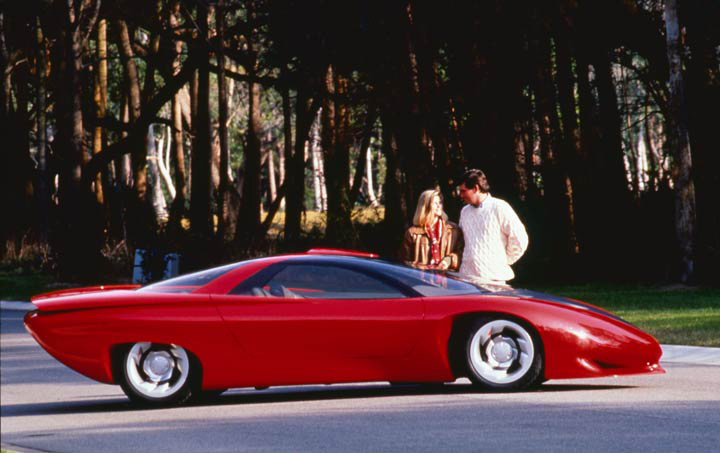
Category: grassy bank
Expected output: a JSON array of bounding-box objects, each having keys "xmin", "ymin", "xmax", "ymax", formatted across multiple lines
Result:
[{"xmin": 0, "ymin": 271, "xmax": 56, "ymax": 302}]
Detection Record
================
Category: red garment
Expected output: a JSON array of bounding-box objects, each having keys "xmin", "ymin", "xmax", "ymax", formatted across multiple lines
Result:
[{"xmin": 426, "ymin": 219, "xmax": 443, "ymax": 266}]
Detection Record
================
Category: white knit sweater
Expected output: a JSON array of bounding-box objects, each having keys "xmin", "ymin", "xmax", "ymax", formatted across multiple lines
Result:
[{"xmin": 458, "ymin": 195, "xmax": 529, "ymax": 283}]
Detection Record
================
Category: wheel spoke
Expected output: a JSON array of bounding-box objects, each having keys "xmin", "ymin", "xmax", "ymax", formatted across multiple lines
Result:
[
  {"xmin": 518, "ymin": 351, "xmax": 530, "ymax": 366},
  {"xmin": 124, "ymin": 343, "xmax": 191, "ymax": 401},
  {"xmin": 516, "ymin": 337, "xmax": 529, "ymax": 352}
]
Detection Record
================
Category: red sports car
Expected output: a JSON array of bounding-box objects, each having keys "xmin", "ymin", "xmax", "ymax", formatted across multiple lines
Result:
[{"xmin": 24, "ymin": 248, "xmax": 664, "ymax": 405}]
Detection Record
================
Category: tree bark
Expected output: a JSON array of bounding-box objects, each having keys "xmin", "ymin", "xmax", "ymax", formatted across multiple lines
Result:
[
  {"xmin": 146, "ymin": 126, "xmax": 168, "ymax": 221},
  {"xmin": 310, "ymin": 115, "xmax": 324, "ymax": 211},
  {"xmin": 116, "ymin": 19, "xmax": 146, "ymax": 202},
  {"xmin": 54, "ymin": 0, "xmax": 102, "ymax": 277},
  {"xmin": 684, "ymin": 0, "xmax": 719, "ymax": 283},
  {"xmin": 530, "ymin": 28, "xmax": 576, "ymax": 258},
  {"xmin": 168, "ymin": 2, "xmax": 187, "ymax": 233},
  {"xmin": 592, "ymin": 46, "xmax": 632, "ymax": 211},
  {"xmin": 92, "ymin": 19, "xmax": 108, "ymax": 207},
  {"xmin": 555, "ymin": 21, "xmax": 585, "ymax": 255},
  {"xmin": 34, "ymin": 15, "xmax": 50, "ymax": 242},
  {"xmin": 236, "ymin": 1, "xmax": 263, "ymax": 244},
  {"xmin": 284, "ymin": 89, "xmax": 320, "ymax": 243},
  {"xmin": 380, "ymin": 108, "xmax": 407, "ymax": 246},
  {"xmin": 280, "ymin": 66, "xmax": 291, "ymax": 213},
  {"xmin": 350, "ymin": 105, "xmax": 378, "ymax": 206},
  {"xmin": 143, "ymin": 1, "xmax": 167, "ymax": 226},
  {"xmin": 190, "ymin": 4, "xmax": 213, "ymax": 239},
  {"xmin": 322, "ymin": 65, "xmax": 355, "ymax": 245},
  {"xmin": 664, "ymin": 0, "xmax": 697, "ymax": 283},
  {"xmin": 216, "ymin": 0, "xmax": 232, "ymax": 241}
]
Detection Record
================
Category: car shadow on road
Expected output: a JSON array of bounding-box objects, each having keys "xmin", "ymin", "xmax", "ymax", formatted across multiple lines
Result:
[{"xmin": 0, "ymin": 382, "xmax": 636, "ymax": 417}]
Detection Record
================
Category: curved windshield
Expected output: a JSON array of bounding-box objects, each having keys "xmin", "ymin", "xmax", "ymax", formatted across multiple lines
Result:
[
  {"xmin": 138, "ymin": 261, "xmax": 246, "ymax": 293},
  {"xmin": 370, "ymin": 260, "xmax": 510, "ymax": 296}
]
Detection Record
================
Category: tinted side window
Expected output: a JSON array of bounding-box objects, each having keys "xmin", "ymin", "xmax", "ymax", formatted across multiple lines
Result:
[
  {"xmin": 259, "ymin": 265, "xmax": 407, "ymax": 299},
  {"xmin": 139, "ymin": 262, "xmax": 246, "ymax": 292}
]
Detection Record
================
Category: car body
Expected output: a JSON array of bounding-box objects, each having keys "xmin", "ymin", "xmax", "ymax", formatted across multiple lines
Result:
[{"xmin": 24, "ymin": 248, "xmax": 664, "ymax": 405}]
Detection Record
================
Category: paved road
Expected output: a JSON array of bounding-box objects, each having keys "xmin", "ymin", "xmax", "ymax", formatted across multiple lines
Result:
[{"xmin": 2, "ymin": 308, "xmax": 719, "ymax": 453}]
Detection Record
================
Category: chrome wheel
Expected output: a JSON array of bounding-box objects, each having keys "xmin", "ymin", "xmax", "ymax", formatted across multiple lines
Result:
[
  {"xmin": 466, "ymin": 318, "xmax": 542, "ymax": 388},
  {"xmin": 123, "ymin": 342, "xmax": 191, "ymax": 402}
]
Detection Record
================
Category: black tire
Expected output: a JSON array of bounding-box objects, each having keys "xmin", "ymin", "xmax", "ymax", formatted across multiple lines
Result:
[
  {"xmin": 118, "ymin": 342, "xmax": 199, "ymax": 406},
  {"xmin": 464, "ymin": 317, "xmax": 543, "ymax": 391}
]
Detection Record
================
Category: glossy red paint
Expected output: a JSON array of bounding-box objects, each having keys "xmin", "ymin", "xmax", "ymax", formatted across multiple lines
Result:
[
  {"xmin": 305, "ymin": 248, "xmax": 379, "ymax": 258},
  {"xmin": 31, "ymin": 284, "xmax": 141, "ymax": 302},
  {"xmin": 423, "ymin": 295, "xmax": 663, "ymax": 379},
  {"xmin": 24, "ymin": 251, "xmax": 664, "ymax": 399}
]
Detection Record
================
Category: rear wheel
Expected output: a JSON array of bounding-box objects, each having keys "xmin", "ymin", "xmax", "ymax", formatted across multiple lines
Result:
[
  {"xmin": 119, "ymin": 342, "xmax": 197, "ymax": 405},
  {"xmin": 465, "ymin": 317, "xmax": 543, "ymax": 390}
]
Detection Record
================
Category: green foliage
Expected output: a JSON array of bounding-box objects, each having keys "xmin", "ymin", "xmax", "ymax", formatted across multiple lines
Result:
[{"xmin": 0, "ymin": 271, "xmax": 56, "ymax": 301}]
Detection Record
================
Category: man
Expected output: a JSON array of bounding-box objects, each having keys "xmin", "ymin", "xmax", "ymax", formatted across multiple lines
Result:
[{"xmin": 457, "ymin": 169, "xmax": 528, "ymax": 285}]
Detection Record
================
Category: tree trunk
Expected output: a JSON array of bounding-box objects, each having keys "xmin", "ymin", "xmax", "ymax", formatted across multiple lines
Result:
[
  {"xmin": 236, "ymin": 2, "xmax": 263, "ymax": 244},
  {"xmin": 168, "ymin": 1, "xmax": 187, "ymax": 233},
  {"xmin": 310, "ymin": 116, "xmax": 323, "ymax": 211},
  {"xmin": 54, "ymin": 0, "xmax": 102, "ymax": 277},
  {"xmin": 555, "ymin": 22, "xmax": 585, "ymax": 256},
  {"xmin": 216, "ymin": 0, "xmax": 232, "ymax": 241},
  {"xmin": 322, "ymin": 65, "xmax": 355, "ymax": 245},
  {"xmin": 684, "ymin": 0, "xmax": 719, "ymax": 283},
  {"xmin": 592, "ymin": 46, "xmax": 632, "ymax": 211},
  {"xmin": 116, "ymin": 98, "xmax": 132, "ymax": 188},
  {"xmin": 643, "ymin": 100, "xmax": 659, "ymax": 192},
  {"xmin": 380, "ymin": 108, "xmax": 407, "ymax": 256},
  {"xmin": 268, "ymin": 136, "xmax": 277, "ymax": 205},
  {"xmin": 146, "ymin": 126, "xmax": 168, "ymax": 221},
  {"xmin": 92, "ymin": 19, "xmax": 107, "ymax": 206},
  {"xmin": 190, "ymin": 5, "xmax": 213, "ymax": 239},
  {"xmin": 156, "ymin": 126, "xmax": 176, "ymax": 199},
  {"xmin": 530, "ymin": 26, "xmax": 575, "ymax": 260},
  {"xmin": 280, "ymin": 68, "xmax": 291, "ymax": 213},
  {"xmin": 34, "ymin": 15, "xmax": 50, "ymax": 242},
  {"xmin": 143, "ymin": 1, "xmax": 166, "ymax": 226},
  {"xmin": 364, "ymin": 143, "xmax": 378, "ymax": 207},
  {"xmin": 664, "ymin": 0, "xmax": 697, "ymax": 283},
  {"xmin": 350, "ymin": 105, "xmax": 378, "ymax": 206},
  {"xmin": 116, "ymin": 19, "xmax": 146, "ymax": 202},
  {"xmin": 574, "ymin": 47, "xmax": 606, "ymax": 264},
  {"xmin": 236, "ymin": 70, "xmax": 262, "ymax": 243},
  {"xmin": 285, "ymin": 88, "xmax": 320, "ymax": 243}
]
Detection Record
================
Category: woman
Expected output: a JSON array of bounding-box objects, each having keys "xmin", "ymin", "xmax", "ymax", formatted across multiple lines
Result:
[{"xmin": 401, "ymin": 189, "xmax": 460, "ymax": 270}]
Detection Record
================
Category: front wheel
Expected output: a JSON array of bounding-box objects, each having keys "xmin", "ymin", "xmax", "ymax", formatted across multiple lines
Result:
[
  {"xmin": 465, "ymin": 318, "xmax": 543, "ymax": 390},
  {"xmin": 119, "ymin": 342, "xmax": 197, "ymax": 405}
]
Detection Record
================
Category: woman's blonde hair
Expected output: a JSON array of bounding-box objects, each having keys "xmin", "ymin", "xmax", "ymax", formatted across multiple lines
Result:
[{"xmin": 412, "ymin": 189, "xmax": 447, "ymax": 227}]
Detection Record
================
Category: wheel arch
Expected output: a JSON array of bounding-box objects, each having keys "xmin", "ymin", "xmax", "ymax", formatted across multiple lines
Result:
[{"xmin": 446, "ymin": 312, "xmax": 545, "ymax": 380}]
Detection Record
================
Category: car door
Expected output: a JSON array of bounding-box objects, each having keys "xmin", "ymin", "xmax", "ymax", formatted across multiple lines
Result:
[{"xmin": 211, "ymin": 262, "xmax": 424, "ymax": 382}]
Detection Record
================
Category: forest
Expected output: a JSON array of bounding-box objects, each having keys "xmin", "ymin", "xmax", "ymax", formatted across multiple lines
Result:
[{"xmin": 0, "ymin": 0, "xmax": 718, "ymax": 285}]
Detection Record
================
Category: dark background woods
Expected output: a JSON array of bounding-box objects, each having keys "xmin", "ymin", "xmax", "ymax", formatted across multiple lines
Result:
[{"xmin": 1, "ymin": 0, "xmax": 718, "ymax": 285}]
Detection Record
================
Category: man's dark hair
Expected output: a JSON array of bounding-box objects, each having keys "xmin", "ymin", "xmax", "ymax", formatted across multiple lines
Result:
[{"xmin": 461, "ymin": 169, "xmax": 490, "ymax": 193}]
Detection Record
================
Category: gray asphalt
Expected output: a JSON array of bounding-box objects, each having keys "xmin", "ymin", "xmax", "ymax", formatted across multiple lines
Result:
[{"xmin": 2, "ymin": 307, "xmax": 720, "ymax": 453}]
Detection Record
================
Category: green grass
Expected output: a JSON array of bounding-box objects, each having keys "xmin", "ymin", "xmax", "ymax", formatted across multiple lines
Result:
[
  {"xmin": 0, "ymin": 271, "xmax": 57, "ymax": 301},
  {"xmin": 527, "ymin": 284, "xmax": 720, "ymax": 347}
]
